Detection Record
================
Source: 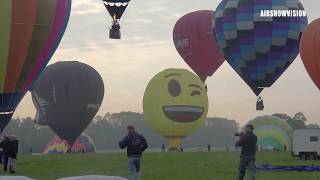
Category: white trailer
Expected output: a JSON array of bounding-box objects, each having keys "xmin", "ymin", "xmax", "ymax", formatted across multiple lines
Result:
[{"xmin": 292, "ymin": 128, "xmax": 320, "ymax": 160}]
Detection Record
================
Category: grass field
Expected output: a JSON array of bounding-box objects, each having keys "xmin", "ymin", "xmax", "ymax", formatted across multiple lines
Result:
[{"xmin": 1, "ymin": 151, "xmax": 320, "ymax": 180}]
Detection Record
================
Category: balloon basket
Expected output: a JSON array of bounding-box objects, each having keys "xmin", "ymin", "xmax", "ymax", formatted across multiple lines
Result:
[
  {"xmin": 109, "ymin": 29, "xmax": 121, "ymax": 39},
  {"xmin": 167, "ymin": 138, "xmax": 182, "ymax": 152},
  {"xmin": 256, "ymin": 96, "xmax": 264, "ymax": 111}
]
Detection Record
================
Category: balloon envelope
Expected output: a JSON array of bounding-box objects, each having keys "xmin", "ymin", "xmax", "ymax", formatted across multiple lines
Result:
[
  {"xmin": 31, "ymin": 61, "xmax": 104, "ymax": 146},
  {"xmin": 300, "ymin": 18, "xmax": 320, "ymax": 90},
  {"xmin": 44, "ymin": 133, "xmax": 96, "ymax": 154},
  {"xmin": 213, "ymin": 0, "xmax": 308, "ymax": 95},
  {"xmin": 102, "ymin": 0, "xmax": 130, "ymax": 20},
  {"xmin": 173, "ymin": 10, "xmax": 224, "ymax": 82},
  {"xmin": 246, "ymin": 115, "xmax": 292, "ymax": 150},
  {"xmin": 143, "ymin": 69, "xmax": 208, "ymax": 147},
  {"xmin": 0, "ymin": 0, "xmax": 71, "ymax": 131}
]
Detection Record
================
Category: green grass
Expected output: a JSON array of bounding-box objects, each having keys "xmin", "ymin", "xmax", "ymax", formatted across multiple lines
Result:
[{"xmin": 2, "ymin": 151, "xmax": 320, "ymax": 180}]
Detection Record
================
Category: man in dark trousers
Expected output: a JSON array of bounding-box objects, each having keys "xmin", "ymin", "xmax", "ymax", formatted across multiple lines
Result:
[
  {"xmin": 0, "ymin": 136, "xmax": 4, "ymax": 165},
  {"xmin": 235, "ymin": 124, "xmax": 257, "ymax": 180},
  {"xmin": 161, "ymin": 144, "xmax": 165, "ymax": 152},
  {"xmin": 2, "ymin": 136, "xmax": 10, "ymax": 172},
  {"xmin": 119, "ymin": 125, "xmax": 148, "ymax": 180}
]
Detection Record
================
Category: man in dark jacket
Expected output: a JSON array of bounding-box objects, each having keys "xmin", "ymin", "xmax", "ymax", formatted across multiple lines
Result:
[
  {"xmin": 119, "ymin": 125, "xmax": 148, "ymax": 180},
  {"xmin": 235, "ymin": 124, "xmax": 257, "ymax": 180},
  {"xmin": 6, "ymin": 136, "xmax": 19, "ymax": 174}
]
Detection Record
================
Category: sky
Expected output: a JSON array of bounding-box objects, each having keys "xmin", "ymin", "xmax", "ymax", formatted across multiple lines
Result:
[{"xmin": 14, "ymin": 0, "xmax": 320, "ymax": 126}]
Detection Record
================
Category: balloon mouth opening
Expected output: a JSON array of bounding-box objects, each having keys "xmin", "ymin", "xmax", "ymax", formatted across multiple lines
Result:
[
  {"xmin": 162, "ymin": 105, "xmax": 204, "ymax": 123},
  {"xmin": 0, "ymin": 111, "xmax": 14, "ymax": 115},
  {"xmin": 103, "ymin": 1, "xmax": 129, "ymax": 7}
]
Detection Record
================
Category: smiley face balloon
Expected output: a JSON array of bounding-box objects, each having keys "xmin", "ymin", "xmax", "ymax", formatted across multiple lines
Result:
[{"xmin": 143, "ymin": 69, "xmax": 208, "ymax": 149}]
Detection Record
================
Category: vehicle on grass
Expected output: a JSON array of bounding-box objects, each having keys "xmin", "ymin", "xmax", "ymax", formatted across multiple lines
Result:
[{"xmin": 292, "ymin": 128, "xmax": 320, "ymax": 160}]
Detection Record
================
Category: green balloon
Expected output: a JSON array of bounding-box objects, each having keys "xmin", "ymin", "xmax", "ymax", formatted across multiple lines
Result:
[{"xmin": 246, "ymin": 115, "xmax": 292, "ymax": 150}]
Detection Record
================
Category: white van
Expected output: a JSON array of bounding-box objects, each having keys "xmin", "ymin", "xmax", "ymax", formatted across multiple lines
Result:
[{"xmin": 292, "ymin": 128, "xmax": 320, "ymax": 160}]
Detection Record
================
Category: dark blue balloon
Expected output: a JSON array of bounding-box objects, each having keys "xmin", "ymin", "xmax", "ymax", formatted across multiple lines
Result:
[{"xmin": 213, "ymin": 0, "xmax": 308, "ymax": 95}]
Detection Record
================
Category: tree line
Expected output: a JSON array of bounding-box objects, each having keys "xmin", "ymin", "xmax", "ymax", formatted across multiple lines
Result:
[{"xmin": 2, "ymin": 112, "xmax": 317, "ymax": 154}]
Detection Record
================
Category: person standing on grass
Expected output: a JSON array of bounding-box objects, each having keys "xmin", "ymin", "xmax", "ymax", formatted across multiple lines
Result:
[
  {"xmin": 2, "ymin": 136, "xmax": 10, "ymax": 172},
  {"xmin": 119, "ymin": 125, "xmax": 148, "ymax": 180},
  {"xmin": 162, "ymin": 144, "xmax": 165, "ymax": 152},
  {"xmin": 0, "ymin": 136, "xmax": 4, "ymax": 164},
  {"xmin": 235, "ymin": 124, "xmax": 257, "ymax": 180},
  {"xmin": 6, "ymin": 135, "xmax": 19, "ymax": 174}
]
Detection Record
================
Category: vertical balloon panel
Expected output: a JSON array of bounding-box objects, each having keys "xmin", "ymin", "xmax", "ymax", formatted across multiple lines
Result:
[{"xmin": 0, "ymin": 0, "xmax": 71, "ymax": 132}]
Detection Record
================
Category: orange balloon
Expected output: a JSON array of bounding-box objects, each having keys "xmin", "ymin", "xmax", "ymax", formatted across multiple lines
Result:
[{"xmin": 300, "ymin": 18, "xmax": 320, "ymax": 90}]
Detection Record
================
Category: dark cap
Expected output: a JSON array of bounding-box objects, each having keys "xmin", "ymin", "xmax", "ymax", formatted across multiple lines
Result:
[
  {"xmin": 245, "ymin": 124, "xmax": 254, "ymax": 131},
  {"xmin": 127, "ymin": 125, "xmax": 135, "ymax": 131}
]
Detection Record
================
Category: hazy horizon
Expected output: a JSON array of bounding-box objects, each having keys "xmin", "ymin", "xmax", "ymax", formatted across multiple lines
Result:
[{"xmin": 13, "ymin": 0, "xmax": 320, "ymax": 126}]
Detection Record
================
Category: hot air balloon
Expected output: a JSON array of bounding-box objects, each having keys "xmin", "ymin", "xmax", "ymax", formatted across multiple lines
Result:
[
  {"xmin": 143, "ymin": 69, "xmax": 208, "ymax": 151},
  {"xmin": 102, "ymin": 0, "xmax": 130, "ymax": 39},
  {"xmin": 0, "ymin": 0, "xmax": 71, "ymax": 132},
  {"xmin": 173, "ymin": 10, "xmax": 225, "ymax": 82},
  {"xmin": 43, "ymin": 133, "xmax": 96, "ymax": 154},
  {"xmin": 300, "ymin": 18, "xmax": 320, "ymax": 90},
  {"xmin": 213, "ymin": 0, "xmax": 308, "ymax": 110},
  {"xmin": 31, "ymin": 61, "xmax": 104, "ymax": 146},
  {"xmin": 246, "ymin": 115, "xmax": 292, "ymax": 151}
]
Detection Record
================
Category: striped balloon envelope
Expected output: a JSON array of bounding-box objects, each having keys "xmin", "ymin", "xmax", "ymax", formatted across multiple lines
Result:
[
  {"xmin": 246, "ymin": 115, "xmax": 292, "ymax": 151},
  {"xmin": 0, "ymin": 0, "xmax": 71, "ymax": 131},
  {"xmin": 43, "ymin": 133, "xmax": 96, "ymax": 154}
]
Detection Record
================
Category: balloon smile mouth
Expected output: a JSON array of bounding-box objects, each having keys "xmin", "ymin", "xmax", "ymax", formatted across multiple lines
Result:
[{"xmin": 162, "ymin": 105, "xmax": 204, "ymax": 123}]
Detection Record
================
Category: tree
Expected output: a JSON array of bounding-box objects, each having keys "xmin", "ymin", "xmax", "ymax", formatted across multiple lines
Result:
[
  {"xmin": 3, "ymin": 112, "xmax": 241, "ymax": 153},
  {"xmin": 272, "ymin": 113, "xmax": 291, "ymax": 121},
  {"xmin": 273, "ymin": 112, "xmax": 308, "ymax": 130},
  {"xmin": 286, "ymin": 119, "xmax": 307, "ymax": 130},
  {"xmin": 293, "ymin": 112, "xmax": 307, "ymax": 122}
]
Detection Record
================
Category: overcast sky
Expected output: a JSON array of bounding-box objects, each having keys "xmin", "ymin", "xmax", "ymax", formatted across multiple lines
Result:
[{"xmin": 14, "ymin": 0, "xmax": 320, "ymax": 125}]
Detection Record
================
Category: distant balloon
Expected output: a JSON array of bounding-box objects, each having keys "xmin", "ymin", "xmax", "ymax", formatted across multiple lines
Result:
[
  {"xmin": 300, "ymin": 18, "xmax": 320, "ymax": 90},
  {"xmin": 102, "ymin": 0, "xmax": 131, "ymax": 39},
  {"xmin": 31, "ymin": 61, "xmax": 104, "ymax": 146},
  {"xmin": 44, "ymin": 133, "xmax": 96, "ymax": 154},
  {"xmin": 173, "ymin": 10, "xmax": 224, "ymax": 82},
  {"xmin": 246, "ymin": 115, "xmax": 292, "ymax": 151},
  {"xmin": 0, "ymin": 0, "xmax": 71, "ymax": 132},
  {"xmin": 213, "ymin": 0, "xmax": 308, "ymax": 96},
  {"xmin": 143, "ymin": 69, "xmax": 208, "ymax": 150}
]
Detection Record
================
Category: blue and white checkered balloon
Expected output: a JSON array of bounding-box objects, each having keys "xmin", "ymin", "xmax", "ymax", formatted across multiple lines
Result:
[{"xmin": 213, "ymin": 0, "xmax": 308, "ymax": 95}]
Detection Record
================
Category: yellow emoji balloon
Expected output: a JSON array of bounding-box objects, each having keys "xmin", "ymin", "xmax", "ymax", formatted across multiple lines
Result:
[{"xmin": 143, "ymin": 69, "xmax": 209, "ymax": 149}]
